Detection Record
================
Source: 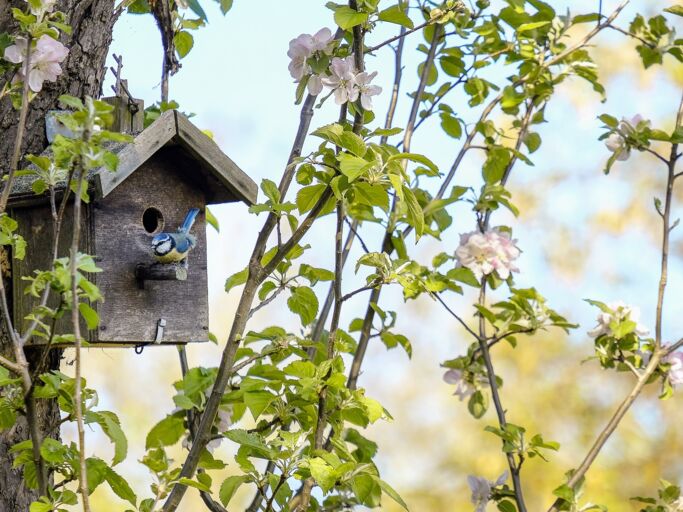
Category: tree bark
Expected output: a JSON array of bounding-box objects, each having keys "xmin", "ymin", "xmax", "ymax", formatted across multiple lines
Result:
[{"xmin": 0, "ymin": 1, "xmax": 117, "ymax": 509}]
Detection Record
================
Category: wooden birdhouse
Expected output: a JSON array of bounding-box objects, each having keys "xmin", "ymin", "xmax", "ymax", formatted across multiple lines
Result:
[{"xmin": 9, "ymin": 110, "xmax": 257, "ymax": 346}]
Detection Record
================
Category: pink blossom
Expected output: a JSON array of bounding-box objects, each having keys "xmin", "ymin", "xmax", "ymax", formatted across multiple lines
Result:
[
  {"xmin": 287, "ymin": 34, "xmax": 313, "ymax": 80},
  {"xmin": 587, "ymin": 301, "xmax": 649, "ymax": 339},
  {"xmin": 355, "ymin": 71, "xmax": 382, "ymax": 110},
  {"xmin": 325, "ymin": 57, "xmax": 358, "ymax": 105},
  {"xmin": 454, "ymin": 229, "xmax": 521, "ymax": 280},
  {"xmin": 308, "ymin": 74, "xmax": 323, "ymax": 95},
  {"xmin": 443, "ymin": 369, "xmax": 474, "ymax": 401},
  {"xmin": 3, "ymin": 35, "xmax": 69, "ymax": 92},
  {"xmin": 665, "ymin": 352, "xmax": 683, "ymax": 387},
  {"xmin": 287, "ymin": 28, "xmax": 333, "ymax": 84}
]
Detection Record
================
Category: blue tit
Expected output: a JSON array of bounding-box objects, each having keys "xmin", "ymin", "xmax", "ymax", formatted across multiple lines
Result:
[{"xmin": 151, "ymin": 208, "xmax": 200, "ymax": 264}]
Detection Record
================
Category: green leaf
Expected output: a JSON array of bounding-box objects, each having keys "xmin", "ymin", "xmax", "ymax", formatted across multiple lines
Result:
[
  {"xmin": 104, "ymin": 466, "xmax": 137, "ymax": 506},
  {"xmin": 296, "ymin": 184, "xmax": 327, "ymax": 213},
  {"xmin": 378, "ymin": 5, "xmax": 414, "ymax": 28},
  {"xmin": 378, "ymin": 478, "xmax": 408, "ymax": 510},
  {"xmin": 219, "ymin": 0, "xmax": 234, "ymax": 14},
  {"xmin": 467, "ymin": 390, "xmax": 488, "ymax": 419},
  {"xmin": 497, "ymin": 500, "xmax": 517, "ymax": 512},
  {"xmin": 261, "ymin": 178, "xmax": 281, "ymax": 203},
  {"xmin": 95, "ymin": 411, "xmax": 128, "ymax": 466},
  {"xmin": 665, "ymin": 5, "xmax": 683, "ymax": 17},
  {"xmin": 517, "ymin": 20, "xmax": 551, "ymax": 32},
  {"xmin": 205, "ymin": 207, "xmax": 219, "ymax": 232},
  {"xmin": 440, "ymin": 113, "xmax": 462, "ymax": 139},
  {"xmin": 146, "ymin": 414, "xmax": 185, "ymax": 449},
  {"xmin": 219, "ymin": 475, "xmax": 248, "ymax": 506},
  {"xmin": 78, "ymin": 302, "xmax": 99, "ymax": 330},
  {"xmin": 225, "ymin": 268, "xmax": 248, "ymax": 292},
  {"xmin": 86, "ymin": 457, "xmax": 108, "ymax": 493},
  {"xmin": 402, "ymin": 185, "xmax": 424, "ymax": 239},
  {"xmin": 177, "ymin": 477, "xmax": 211, "ymax": 492},
  {"xmin": 287, "ymin": 286, "xmax": 319, "ymax": 326},
  {"xmin": 174, "ymin": 31, "xmax": 194, "ymax": 58},
  {"xmin": 552, "ymin": 483, "xmax": 575, "ymax": 502},
  {"xmin": 338, "ymin": 152, "xmax": 371, "ymax": 182},
  {"xmin": 339, "ymin": 131, "xmax": 367, "ymax": 157},
  {"xmin": 387, "ymin": 152, "xmax": 438, "ymax": 174},
  {"xmin": 334, "ymin": 6, "xmax": 369, "ymax": 29},
  {"xmin": 185, "ymin": 0, "xmax": 208, "ymax": 20},
  {"xmin": 308, "ymin": 457, "xmax": 337, "ymax": 493},
  {"xmin": 243, "ymin": 390, "xmax": 276, "ymax": 420}
]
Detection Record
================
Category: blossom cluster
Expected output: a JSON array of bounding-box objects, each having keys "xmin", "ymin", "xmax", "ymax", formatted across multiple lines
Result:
[
  {"xmin": 287, "ymin": 29, "xmax": 382, "ymax": 109},
  {"xmin": 3, "ymin": 34, "xmax": 69, "ymax": 92},
  {"xmin": 604, "ymin": 114, "xmax": 650, "ymax": 161},
  {"xmin": 587, "ymin": 301, "xmax": 649, "ymax": 339},
  {"xmin": 454, "ymin": 228, "xmax": 521, "ymax": 280}
]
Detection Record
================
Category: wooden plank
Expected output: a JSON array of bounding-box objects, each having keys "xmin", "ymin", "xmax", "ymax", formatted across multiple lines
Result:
[
  {"xmin": 174, "ymin": 111, "xmax": 258, "ymax": 205},
  {"xmin": 96, "ymin": 109, "xmax": 177, "ymax": 198},
  {"xmin": 12, "ymin": 204, "xmax": 95, "ymax": 346}
]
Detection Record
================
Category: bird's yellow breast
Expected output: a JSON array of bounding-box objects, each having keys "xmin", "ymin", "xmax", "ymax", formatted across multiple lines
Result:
[{"xmin": 155, "ymin": 247, "xmax": 187, "ymax": 263}]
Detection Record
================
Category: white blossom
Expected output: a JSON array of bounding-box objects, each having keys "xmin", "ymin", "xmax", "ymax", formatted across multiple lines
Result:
[
  {"xmin": 467, "ymin": 472, "xmax": 508, "ymax": 512},
  {"xmin": 325, "ymin": 56, "xmax": 358, "ymax": 105},
  {"xmin": 604, "ymin": 133, "xmax": 630, "ymax": 161},
  {"xmin": 587, "ymin": 301, "xmax": 649, "ymax": 339},
  {"xmin": 355, "ymin": 70, "xmax": 382, "ymax": 110},
  {"xmin": 443, "ymin": 369, "xmax": 474, "ymax": 401}
]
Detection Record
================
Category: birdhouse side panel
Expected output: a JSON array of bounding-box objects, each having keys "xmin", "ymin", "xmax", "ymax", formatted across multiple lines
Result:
[
  {"xmin": 92, "ymin": 155, "xmax": 209, "ymax": 344},
  {"xmin": 11, "ymin": 204, "xmax": 95, "ymax": 345}
]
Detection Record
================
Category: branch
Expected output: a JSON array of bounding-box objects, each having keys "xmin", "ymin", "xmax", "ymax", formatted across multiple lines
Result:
[
  {"xmin": 69, "ymin": 149, "xmax": 91, "ymax": 512},
  {"xmin": 297, "ymin": 202, "xmax": 345, "ymax": 511},
  {"xmin": 476, "ymin": 286, "xmax": 528, "ymax": 512}
]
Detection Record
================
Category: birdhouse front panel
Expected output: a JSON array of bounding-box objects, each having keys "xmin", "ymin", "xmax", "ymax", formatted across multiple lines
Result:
[{"xmin": 92, "ymin": 149, "xmax": 209, "ymax": 344}]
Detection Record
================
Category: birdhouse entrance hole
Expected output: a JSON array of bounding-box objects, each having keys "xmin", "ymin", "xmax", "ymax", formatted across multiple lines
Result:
[{"xmin": 142, "ymin": 207, "xmax": 164, "ymax": 234}]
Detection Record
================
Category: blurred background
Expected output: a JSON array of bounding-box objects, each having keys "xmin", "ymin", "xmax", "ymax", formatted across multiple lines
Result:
[{"xmin": 59, "ymin": 0, "xmax": 683, "ymax": 510}]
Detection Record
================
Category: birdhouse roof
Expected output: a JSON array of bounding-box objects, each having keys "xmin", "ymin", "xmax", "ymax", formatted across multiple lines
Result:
[{"xmin": 8, "ymin": 110, "xmax": 258, "ymax": 208}]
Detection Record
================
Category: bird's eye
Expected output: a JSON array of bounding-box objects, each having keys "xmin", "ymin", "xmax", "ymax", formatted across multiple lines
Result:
[{"xmin": 142, "ymin": 207, "xmax": 164, "ymax": 234}]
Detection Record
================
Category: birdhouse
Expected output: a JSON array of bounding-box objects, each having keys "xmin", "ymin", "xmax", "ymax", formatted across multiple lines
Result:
[{"xmin": 9, "ymin": 110, "xmax": 257, "ymax": 346}]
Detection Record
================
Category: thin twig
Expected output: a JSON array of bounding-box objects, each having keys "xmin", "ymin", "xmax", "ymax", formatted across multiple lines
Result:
[{"xmin": 434, "ymin": 293, "xmax": 481, "ymax": 341}]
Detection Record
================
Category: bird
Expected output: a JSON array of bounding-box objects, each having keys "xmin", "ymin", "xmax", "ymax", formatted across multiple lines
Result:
[{"xmin": 151, "ymin": 208, "xmax": 200, "ymax": 264}]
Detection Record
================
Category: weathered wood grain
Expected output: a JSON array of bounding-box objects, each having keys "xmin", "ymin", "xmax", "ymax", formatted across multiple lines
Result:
[{"xmin": 93, "ymin": 151, "xmax": 209, "ymax": 344}]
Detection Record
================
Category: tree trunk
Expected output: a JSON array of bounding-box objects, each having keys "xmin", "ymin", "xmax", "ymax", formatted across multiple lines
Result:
[{"xmin": 0, "ymin": 1, "xmax": 117, "ymax": 509}]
